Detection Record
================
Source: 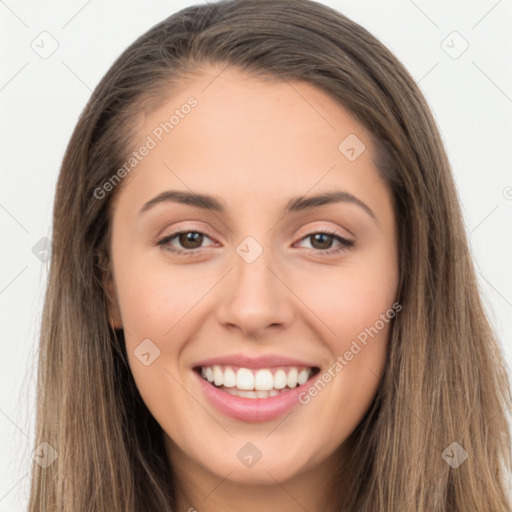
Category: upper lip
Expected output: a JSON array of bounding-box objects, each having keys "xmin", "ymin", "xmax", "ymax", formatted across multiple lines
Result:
[{"xmin": 192, "ymin": 353, "xmax": 319, "ymax": 369}]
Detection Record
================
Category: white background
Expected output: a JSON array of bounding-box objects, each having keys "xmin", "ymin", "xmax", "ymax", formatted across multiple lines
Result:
[{"xmin": 1, "ymin": 0, "xmax": 511, "ymax": 510}]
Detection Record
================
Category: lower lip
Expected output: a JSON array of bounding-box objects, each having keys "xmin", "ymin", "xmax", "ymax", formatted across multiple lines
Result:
[{"xmin": 194, "ymin": 370, "xmax": 316, "ymax": 422}]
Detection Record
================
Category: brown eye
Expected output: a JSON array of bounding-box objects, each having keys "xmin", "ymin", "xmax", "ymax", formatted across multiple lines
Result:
[
  {"xmin": 295, "ymin": 230, "xmax": 355, "ymax": 257},
  {"xmin": 157, "ymin": 229, "xmax": 216, "ymax": 255},
  {"xmin": 177, "ymin": 231, "xmax": 204, "ymax": 249},
  {"xmin": 308, "ymin": 233, "xmax": 335, "ymax": 250}
]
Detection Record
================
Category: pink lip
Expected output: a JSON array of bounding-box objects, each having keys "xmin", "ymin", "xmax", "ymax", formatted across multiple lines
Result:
[
  {"xmin": 194, "ymin": 369, "xmax": 319, "ymax": 423},
  {"xmin": 192, "ymin": 353, "xmax": 318, "ymax": 369}
]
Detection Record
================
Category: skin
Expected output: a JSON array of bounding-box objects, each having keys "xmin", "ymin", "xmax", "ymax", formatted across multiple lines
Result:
[{"xmin": 106, "ymin": 64, "xmax": 399, "ymax": 512}]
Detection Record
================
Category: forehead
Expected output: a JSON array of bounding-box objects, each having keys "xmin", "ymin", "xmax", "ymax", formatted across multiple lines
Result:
[{"xmin": 113, "ymin": 65, "xmax": 388, "ymax": 221}]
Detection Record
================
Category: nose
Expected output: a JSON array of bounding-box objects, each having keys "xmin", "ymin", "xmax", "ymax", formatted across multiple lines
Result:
[{"xmin": 215, "ymin": 248, "xmax": 295, "ymax": 338}]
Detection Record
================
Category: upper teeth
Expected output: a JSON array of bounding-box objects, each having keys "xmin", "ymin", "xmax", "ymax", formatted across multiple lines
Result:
[{"xmin": 201, "ymin": 365, "xmax": 312, "ymax": 391}]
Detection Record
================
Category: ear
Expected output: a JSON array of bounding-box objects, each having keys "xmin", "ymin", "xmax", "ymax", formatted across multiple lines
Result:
[
  {"xmin": 99, "ymin": 256, "xmax": 123, "ymax": 329},
  {"xmin": 105, "ymin": 275, "xmax": 123, "ymax": 330}
]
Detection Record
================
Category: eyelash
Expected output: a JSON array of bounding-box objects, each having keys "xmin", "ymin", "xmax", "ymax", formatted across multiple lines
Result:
[{"xmin": 156, "ymin": 228, "xmax": 355, "ymax": 258}]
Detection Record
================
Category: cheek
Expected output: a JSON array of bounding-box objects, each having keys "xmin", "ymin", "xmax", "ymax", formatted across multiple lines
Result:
[
  {"xmin": 296, "ymin": 290, "xmax": 393, "ymax": 441},
  {"xmin": 114, "ymin": 250, "xmax": 196, "ymax": 343},
  {"xmin": 114, "ymin": 254, "xmax": 209, "ymax": 396},
  {"xmin": 115, "ymin": 262, "xmax": 197, "ymax": 431},
  {"xmin": 293, "ymin": 248, "xmax": 398, "ymax": 350},
  {"xmin": 290, "ymin": 244, "xmax": 396, "ymax": 416}
]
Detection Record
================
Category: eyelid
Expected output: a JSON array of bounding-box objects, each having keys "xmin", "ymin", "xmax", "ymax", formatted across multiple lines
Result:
[
  {"xmin": 156, "ymin": 225, "xmax": 218, "ymax": 254},
  {"xmin": 156, "ymin": 221, "xmax": 355, "ymax": 258},
  {"xmin": 158, "ymin": 222, "xmax": 351, "ymax": 244},
  {"xmin": 292, "ymin": 225, "xmax": 355, "ymax": 255},
  {"xmin": 155, "ymin": 222, "xmax": 217, "ymax": 242},
  {"xmin": 294, "ymin": 222, "xmax": 352, "ymax": 241}
]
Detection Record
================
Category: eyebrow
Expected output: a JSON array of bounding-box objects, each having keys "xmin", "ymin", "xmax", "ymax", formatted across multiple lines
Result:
[{"xmin": 139, "ymin": 189, "xmax": 377, "ymax": 221}]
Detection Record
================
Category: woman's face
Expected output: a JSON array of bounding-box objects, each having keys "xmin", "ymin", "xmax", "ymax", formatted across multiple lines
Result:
[{"xmin": 107, "ymin": 65, "xmax": 399, "ymax": 491}]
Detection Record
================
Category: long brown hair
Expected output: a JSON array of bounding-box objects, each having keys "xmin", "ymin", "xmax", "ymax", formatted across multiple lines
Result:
[{"xmin": 28, "ymin": 0, "xmax": 512, "ymax": 510}]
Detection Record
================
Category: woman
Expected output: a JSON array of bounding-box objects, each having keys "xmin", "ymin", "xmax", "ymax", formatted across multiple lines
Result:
[{"xmin": 28, "ymin": 0, "xmax": 512, "ymax": 510}]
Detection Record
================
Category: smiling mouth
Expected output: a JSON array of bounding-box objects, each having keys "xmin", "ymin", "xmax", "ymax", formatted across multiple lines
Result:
[{"xmin": 194, "ymin": 364, "xmax": 321, "ymax": 399}]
